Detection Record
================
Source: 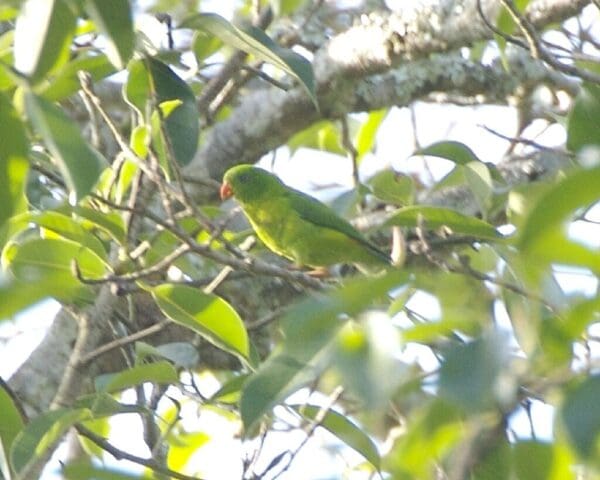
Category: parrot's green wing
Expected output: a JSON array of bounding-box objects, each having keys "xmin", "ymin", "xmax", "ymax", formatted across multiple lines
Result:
[{"xmin": 285, "ymin": 188, "xmax": 390, "ymax": 264}]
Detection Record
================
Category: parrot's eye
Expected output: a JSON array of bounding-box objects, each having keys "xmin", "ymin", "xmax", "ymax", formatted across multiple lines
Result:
[{"xmin": 238, "ymin": 173, "xmax": 250, "ymax": 183}]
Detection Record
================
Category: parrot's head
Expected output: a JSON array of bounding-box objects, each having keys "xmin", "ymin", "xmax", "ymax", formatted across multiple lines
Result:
[{"xmin": 220, "ymin": 165, "xmax": 283, "ymax": 203}]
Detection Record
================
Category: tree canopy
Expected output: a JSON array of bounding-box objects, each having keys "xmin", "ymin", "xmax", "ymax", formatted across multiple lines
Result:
[{"xmin": 1, "ymin": 0, "xmax": 600, "ymax": 479}]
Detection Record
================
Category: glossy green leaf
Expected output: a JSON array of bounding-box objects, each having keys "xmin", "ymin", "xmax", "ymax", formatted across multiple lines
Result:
[
  {"xmin": 355, "ymin": 109, "xmax": 386, "ymax": 163},
  {"xmin": 241, "ymin": 270, "xmax": 408, "ymax": 432},
  {"xmin": 10, "ymin": 408, "xmax": 91, "ymax": 476},
  {"xmin": 84, "ymin": 0, "xmax": 134, "ymax": 69},
  {"xmin": 385, "ymin": 205, "xmax": 502, "ymax": 240},
  {"xmin": 41, "ymin": 53, "xmax": 116, "ymax": 101},
  {"xmin": 0, "ymin": 92, "xmax": 28, "ymax": 246},
  {"xmin": 567, "ymin": 83, "xmax": 600, "ymax": 152},
  {"xmin": 57, "ymin": 205, "xmax": 127, "ymax": 245},
  {"xmin": 150, "ymin": 283, "xmax": 249, "ymax": 359},
  {"xmin": 125, "ymin": 58, "xmax": 199, "ymax": 167},
  {"xmin": 415, "ymin": 140, "xmax": 481, "ymax": 165},
  {"xmin": 2, "ymin": 237, "xmax": 108, "ymax": 299},
  {"xmin": 292, "ymin": 404, "xmax": 380, "ymax": 469},
  {"xmin": 0, "ymin": 275, "xmax": 73, "ymax": 320},
  {"xmin": 0, "ymin": 382, "xmax": 25, "ymax": 477},
  {"xmin": 439, "ymin": 334, "xmax": 512, "ymax": 412},
  {"xmin": 95, "ymin": 361, "xmax": 179, "ymax": 393},
  {"xmin": 25, "ymin": 93, "xmax": 105, "ymax": 202},
  {"xmin": 561, "ymin": 375, "xmax": 600, "ymax": 459},
  {"xmin": 13, "ymin": 0, "xmax": 76, "ymax": 82},
  {"xmin": 181, "ymin": 13, "xmax": 316, "ymax": 106}
]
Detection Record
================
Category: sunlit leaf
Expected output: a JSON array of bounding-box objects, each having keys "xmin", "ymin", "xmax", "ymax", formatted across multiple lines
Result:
[
  {"xmin": 180, "ymin": 13, "xmax": 316, "ymax": 106},
  {"xmin": 0, "ymin": 382, "xmax": 25, "ymax": 477},
  {"xmin": 368, "ymin": 170, "xmax": 414, "ymax": 205},
  {"xmin": 13, "ymin": 0, "xmax": 76, "ymax": 82},
  {"xmin": 150, "ymin": 283, "xmax": 249, "ymax": 359},
  {"xmin": 25, "ymin": 93, "xmax": 105, "ymax": 202},
  {"xmin": 415, "ymin": 140, "xmax": 481, "ymax": 165},
  {"xmin": 95, "ymin": 361, "xmax": 179, "ymax": 393},
  {"xmin": 355, "ymin": 109, "xmax": 387, "ymax": 163},
  {"xmin": 84, "ymin": 0, "xmax": 134, "ymax": 69}
]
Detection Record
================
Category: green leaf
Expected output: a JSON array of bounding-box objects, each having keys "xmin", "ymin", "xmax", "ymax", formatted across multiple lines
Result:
[
  {"xmin": 58, "ymin": 205, "xmax": 126, "ymax": 245},
  {"xmin": 355, "ymin": 109, "xmax": 387, "ymax": 163},
  {"xmin": 567, "ymin": 83, "xmax": 600, "ymax": 152},
  {"xmin": 2, "ymin": 237, "xmax": 108, "ymax": 300},
  {"xmin": 415, "ymin": 140, "xmax": 481, "ymax": 165},
  {"xmin": 41, "ymin": 53, "xmax": 116, "ymax": 101},
  {"xmin": 0, "ymin": 92, "xmax": 28, "ymax": 246},
  {"xmin": 519, "ymin": 165, "xmax": 600, "ymax": 273},
  {"xmin": 125, "ymin": 58, "xmax": 199, "ymax": 167},
  {"xmin": 10, "ymin": 408, "xmax": 91, "ymax": 476},
  {"xmin": 20, "ymin": 211, "xmax": 108, "ymax": 262},
  {"xmin": 63, "ymin": 461, "xmax": 156, "ymax": 479},
  {"xmin": 192, "ymin": 31, "xmax": 223, "ymax": 64},
  {"xmin": 135, "ymin": 341, "xmax": 199, "ymax": 369},
  {"xmin": 385, "ymin": 205, "xmax": 502, "ymax": 240},
  {"xmin": 13, "ymin": 0, "xmax": 76, "ymax": 82},
  {"xmin": 150, "ymin": 283, "xmax": 249, "ymax": 360},
  {"xmin": 25, "ymin": 93, "xmax": 105, "ymax": 202},
  {"xmin": 180, "ymin": 13, "xmax": 317, "ymax": 107},
  {"xmin": 439, "ymin": 334, "xmax": 512, "ymax": 412},
  {"xmin": 0, "ymin": 275, "xmax": 71, "ymax": 320},
  {"xmin": 512, "ymin": 441, "xmax": 574, "ymax": 480},
  {"xmin": 0, "ymin": 382, "xmax": 25, "ymax": 477},
  {"xmin": 287, "ymin": 120, "xmax": 345, "ymax": 155},
  {"xmin": 292, "ymin": 404, "xmax": 380, "ymax": 469},
  {"xmin": 241, "ymin": 270, "xmax": 408, "ymax": 432},
  {"xmin": 368, "ymin": 170, "xmax": 414, "ymax": 205},
  {"xmin": 95, "ymin": 361, "xmax": 179, "ymax": 393},
  {"xmin": 561, "ymin": 375, "xmax": 600, "ymax": 459},
  {"xmin": 464, "ymin": 161, "xmax": 493, "ymax": 216},
  {"xmin": 84, "ymin": 0, "xmax": 134, "ymax": 69}
]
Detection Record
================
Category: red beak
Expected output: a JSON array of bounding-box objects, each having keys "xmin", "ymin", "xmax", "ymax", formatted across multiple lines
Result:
[{"xmin": 220, "ymin": 181, "xmax": 233, "ymax": 200}]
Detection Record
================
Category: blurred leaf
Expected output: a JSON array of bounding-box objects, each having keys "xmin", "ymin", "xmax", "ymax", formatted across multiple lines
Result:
[
  {"xmin": 385, "ymin": 205, "xmax": 502, "ymax": 240},
  {"xmin": 355, "ymin": 109, "xmax": 386, "ymax": 163},
  {"xmin": 471, "ymin": 433, "xmax": 511, "ymax": 480},
  {"xmin": 494, "ymin": 0, "xmax": 531, "ymax": 70},
  {"xmin": 41, "ymin": 53, "xmax": 116, "ymax": 101},
  {"xmin": 2, "ymin": 237, "xmax": 108, "ymax": 301},
  {"xmin": 0, "ymin": 92, "xmax": 28, "ymax": 246},
  {"xmin": 561, "ymin": 375, "xmax": 600, "ymax": 460},
  {"xmin": 180, "ymin": 13, "xmax": 316, "ymax": 106},
  {"xmin": 192, "ymin": 31, "xmax": 223, "ymax": 63},
  {"xmin": 292, "ymin": 404, "xmax": 380, "ymax": 469},
  {"xmin": 519, "ymin": 165, "xmax": 600, "ymax": 273},
  {"xmin": 439, "ymin": 334, "xmax": 512, "ymax": 412},
  {"xmin": 63, "ymin": 461, "xmax": 155, "ymax": 479},
  {"xmin": 0, "ymin": 275, "xmax": 72, "ymax": 320},
  {"xmin": 241, "ymin": 270, "xmax": 408, "ymax": 432},
  {"xmin": 84, "ymin": 0, "xmax": 134, "ymax": 69},
  {"xmin": 21, "ymin": 211, "xmax": 108, "ymax": 262},
  {"xmin": 10, "ymin": 408, "xmax": 91, "ymax": 476},
  {"xmin": 287, "ymin": 120, "xmax": 344, "ymax": 155},
  {"xmin": 13, "ymin": 0, "xmax": 76, "ymax": 82},
  {"xmin": 167, "ymin": 431, "xmax": 210, "ymax": 472},
  {"xmin": 0, "ymin": 382, "xmax": 25, "ymax": 477},
  {"xmin": 150, "ymin": 283, "xmax": 249, "ymax": 360},
  {"xmin": 464, "ymin": 161, "xmax": 493, "ymax": 217},
  {"xmin": 368, "ymin": 170, "xmax": 414, "ymax": 205},
  {"xmin": 57, "ymin": 205, "xmax": 127, "ymax": 245},
  {"xmin": 513, "ymin": 440, "xmax": 574, "ymax": 480},
  {"xmin": 270, "ymin": 0, "xmax": 307, "ymax": 16},
  {"xmin": 415, "ymin": 140, "xmax": 481, "ymax": 165},
  {"xmin": 95, "ymin": 361, "xmax": 179, "ymax": 393},
  {"xmin": 25, "ymin": 92, "xmax": 105, "ymax": 202},
  {"xmin": 567, "ymin": 83, "xmax": 600, "ymax": 152},
  {"xmin": 125, "ymin": 58, "xmax": 199, "ymax": 167},
  {"xmin": 135, "ymin": 341, "xmax": 199, "ymax": 369},
  {"xmin": 383, "ymin": 399, "xmax": 464, "ymax": 478},
  {"xmin": 209, "ymin": 374, "xmax": 250, "ymax": 404}
]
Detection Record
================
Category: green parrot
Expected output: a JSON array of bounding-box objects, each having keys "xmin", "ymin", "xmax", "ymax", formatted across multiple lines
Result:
[{"xmin": 220, "ymin": 165, "xmax": 391, "ymax": 269}]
